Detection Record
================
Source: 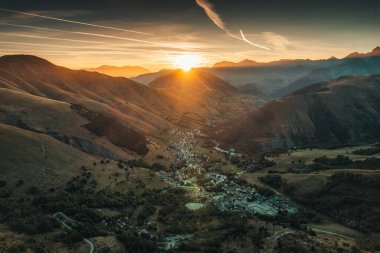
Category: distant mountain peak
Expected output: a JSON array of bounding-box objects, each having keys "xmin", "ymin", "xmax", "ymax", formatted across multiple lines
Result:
[
  {"xmin": 83, "ymin": 65, "xmax": 150, "ymax": 78},
  {"xmin": 345, "ymin": 47, "xmax": 380, "ymax": 58},
  {"xmin": 213, "ymin": 59, "xmax": 262, "ymax": 68},
  {"xmin": 212, "ymin": 61, "xmax": 237, "ymax": 68},
  {"xmin": 345, "ymin": 52, "xmax": 360, "ymax": 58},
  {"xmin": 370, "ymin": 46, "xmax": 380, "ymax": 56},
  {"xmin": 148, "ymin": 69, "xmax": 238, "ymax": 95},
  {"xmin": 239, "ymin": 59, "xmax": 261, "ymax": 66}
]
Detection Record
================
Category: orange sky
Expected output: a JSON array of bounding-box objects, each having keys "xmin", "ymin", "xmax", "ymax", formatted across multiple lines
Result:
[{"xmin": 0, "ymin": 2, "xmax": 379, "ymax": 71}]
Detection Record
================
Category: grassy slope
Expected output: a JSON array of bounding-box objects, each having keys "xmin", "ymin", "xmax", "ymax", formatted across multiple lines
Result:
[{"xmin": 0, "ymin": 123, "xmax": 96, "ymax": 190}]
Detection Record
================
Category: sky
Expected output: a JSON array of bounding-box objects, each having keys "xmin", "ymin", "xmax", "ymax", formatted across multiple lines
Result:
[{"xmin": 0, "ymin": 0, "xmax": 379, "ymax": 70}]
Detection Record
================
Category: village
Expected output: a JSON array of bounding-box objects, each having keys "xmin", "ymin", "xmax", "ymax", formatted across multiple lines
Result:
[{"xmin": 161, "ymin": 129, "xmax": 297, "ymax": 218}]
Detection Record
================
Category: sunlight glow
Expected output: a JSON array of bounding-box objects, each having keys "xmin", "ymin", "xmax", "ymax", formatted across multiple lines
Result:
[{"xmin": 172, "ymin": 54, "xmax": 201, "ymax": 71}]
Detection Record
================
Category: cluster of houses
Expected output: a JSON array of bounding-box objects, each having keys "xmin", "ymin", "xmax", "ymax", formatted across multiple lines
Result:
[
  {"xmin": 212, "ymin": 181, "xmax": 297, "ymax": 216},
  {"xmin": 162, "ymin": 128, "xmax": 297, "ymax": 219},
  {"xmin": 157, "ymin": 234, "xmax": 192, "ymax": 250},
  {"xmin": 168, "ymin": 129, "xmax": 206, "ymax": 174},
  {"xmin": 205, "ymin": 172, "xmax": 227, "ymax": 186}
]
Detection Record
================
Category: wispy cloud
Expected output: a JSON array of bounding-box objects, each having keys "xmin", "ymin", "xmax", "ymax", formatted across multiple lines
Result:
[
  {"xmin": 262, "ymin": 32, "xmax": 294, "ymax": 50},
  {"xmin": 195, "ymin": 0, "xmax": 227, "ymax": 31},
  {"xmin": 195, "ymin": 0, "xmax": 270, "ymax": 50},
  {"xmin": 0, "ymin": 8, "xmax": 151, "ymax": 35}
]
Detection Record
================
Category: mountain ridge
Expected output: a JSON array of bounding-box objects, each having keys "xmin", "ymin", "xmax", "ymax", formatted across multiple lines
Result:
[
  {"xmin": 83, "ymin": 65, "xmax": 150, "ymax": 78},
  {"xmin": 224, "ymin": 74, "xmax": 380, "ymax": 153}
]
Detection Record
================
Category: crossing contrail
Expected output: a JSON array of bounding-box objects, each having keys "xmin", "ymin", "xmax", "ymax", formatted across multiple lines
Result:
[
  {"xmin": 0, "ymin": 23, "xmax": 192, "ymax": 49},
  {"xmin": 195, "ymin": 0, "xmax": 271, "ymax": 50},
  {"xmin": 0, "ymin": 32, "xmax": 106, "ymax": 44},
  {"xmin": 0, "ymin": 8, "xmax": 152, "ymax": 35}
]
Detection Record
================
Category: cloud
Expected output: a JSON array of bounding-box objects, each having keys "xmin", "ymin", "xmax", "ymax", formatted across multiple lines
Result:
[
  {"xmin": 195, "ymin": 0, "xmax": 227, "ymax": 31},
  {"xmin": 262, "ymin": 32, "xmax": 294, "ymax": 50},
  {"xmin": 0, "ymin": 8, "xmax": 151, "ymax": 35},
  {"xmin": 195, "ymin": 0, "xmax": 270, "ymax": 50}
]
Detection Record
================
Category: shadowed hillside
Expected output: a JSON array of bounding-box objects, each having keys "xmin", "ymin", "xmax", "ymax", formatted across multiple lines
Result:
[
  {"xmin": 225, "ymin": 74, "xmax": 380, "ymax": 153},
  {"xmin": 148, "ymin": 69, "xmax": 258, "ymax": 128}
]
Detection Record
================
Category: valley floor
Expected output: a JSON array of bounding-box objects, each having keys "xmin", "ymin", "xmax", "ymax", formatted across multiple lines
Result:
[{"xmin": 1, "ymin": 126, "xmax": 380, "ymax": 253}]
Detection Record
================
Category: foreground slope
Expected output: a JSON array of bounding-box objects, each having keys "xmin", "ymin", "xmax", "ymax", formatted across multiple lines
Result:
[
  {"xmin": 0, "ymin": 55, "xmax": 175, "ymax": 134},
  {"xmin": 225, "ymin": 74, "xmax": 380, "ymax": 153},
  {"xmin": 0, "ymin": 123, "xmax": 95, "ymax": 190}
]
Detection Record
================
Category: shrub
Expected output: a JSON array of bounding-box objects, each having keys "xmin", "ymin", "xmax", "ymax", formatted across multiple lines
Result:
[
  {"xmin": 27, "ymin": 186, "xmax": 39, "ymax": 194},
  {"xmin": 0, "ymin": 180, "xmax": 6, "ymax": 188}
]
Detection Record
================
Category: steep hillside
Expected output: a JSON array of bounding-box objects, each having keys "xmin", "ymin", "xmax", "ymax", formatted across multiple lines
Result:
[
  {"xmin": 0, "ymin": 123, "xmax": 96, "ymax": 190},
  {"xmin": 0, "ymin": 55, "xmax": 259, "ymax": 156},
  {"xmin": 148, "ymin": 70, "xmax": 258, "ymax": 128},
  {"xmin": 0, "ymin": 55, "xmax": 176, "ymax": 134},
  {"xmin": 0, "ymin": 88, "xmax": 148, "ymax": 156},
  {"xmin": 149, "ymin": 69, "xmax": 239, "ymax": 97},
  {"xmin": 225, "ymin": 75, "xmax": 380, "ymax": 153}
]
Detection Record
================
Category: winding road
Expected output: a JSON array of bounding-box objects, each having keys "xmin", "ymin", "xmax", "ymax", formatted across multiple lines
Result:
[
  {"xmin": 53, "ymin": 212, "xmax": 94, "ymax": 253},
  {"xmin": 263, "ymin": 228, "xmax": 296, "ymax": 253},
  {"xmin": 310, "ymin": 227, "xmax": 355, "ymax": 240}
]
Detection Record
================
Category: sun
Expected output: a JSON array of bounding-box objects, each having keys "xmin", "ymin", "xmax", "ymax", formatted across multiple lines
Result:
[{"xmin": 172, "ymin": 55, "xmax": 200, "ymax": 71}]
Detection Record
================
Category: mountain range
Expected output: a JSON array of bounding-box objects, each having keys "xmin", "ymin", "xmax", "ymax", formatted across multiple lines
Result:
[
  {"xmin": 1, "ymin": 52, "xmax": 380, "ymax": 157},
  {"xmin": 0, "ymin": 55, "xmax": 256, "ymax": 159},
  {"xmin": 83, "ymin": 65, "xmax": 150, "ymax": 78},
  {"xmin": 133, "ymin": 47, "xmax": 380, "ymax": 100},
  {"xmin": 1, "ymin": 53, "xmax": 380, "ymax": 252},
  {"xmin": 224, "ymin": 74, "xmax": 380, "ymax": 153}
]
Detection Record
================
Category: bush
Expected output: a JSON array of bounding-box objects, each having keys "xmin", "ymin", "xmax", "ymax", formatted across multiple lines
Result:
[
  {"xmin": 118, "ymin": 231, "xmax": 156, "ymax": 253},
  {"xmin": 63, "ymin": 230, "xmax": 83, "ymax": 244},
  {"xmin": 27, "ymin": 186, "xmax": 39, "ymax": 194},
  {"xmin": 151, "ymin": 163, "xmax": 167, "ymax": 171},
  {"xmin": 259, "ymin": 175, "xmax": 284, "ymax": 189},
  {"xmin": 9, "ymin": 215, "xmax": 55, "ymax": 235},
  {"xmin": 0, "ymin": 180, "xmax": 6, "ymax": 188},
  {"xmin": 15, "ymin": 180, "xmax": 24, "ymax": 187}
]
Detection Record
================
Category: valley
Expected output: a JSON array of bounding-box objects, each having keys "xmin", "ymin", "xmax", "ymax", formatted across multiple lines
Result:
[
  {"xmin": 1, "ymin": 1, "xmax": 380, "ymax": 252},
  {"xmin": 0, "ymin": 54, "xmax": 379, "ymax": 253}
]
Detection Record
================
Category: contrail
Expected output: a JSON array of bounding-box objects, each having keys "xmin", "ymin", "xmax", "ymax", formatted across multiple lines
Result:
[
  {"xmin": 0, "ymin": 41, "xmax": 159, "ymax": 52},
  {"xmin": 240, "ymin": 30, "xmax": 271, "ymax": 50},
  {"xmin": 0, "ymin": 8, "xmax": 152, "ymax": 35},
  {"xmin": 0, "ymin": 23, "xmax": 193, "ymax": 49},
  {"xmin": 195, "ymin": 0, "xmax": 271, "ymax": 50},
  {"xmin": 0, "ymin": 32, "xmax": 106, "ymax": 44}
]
